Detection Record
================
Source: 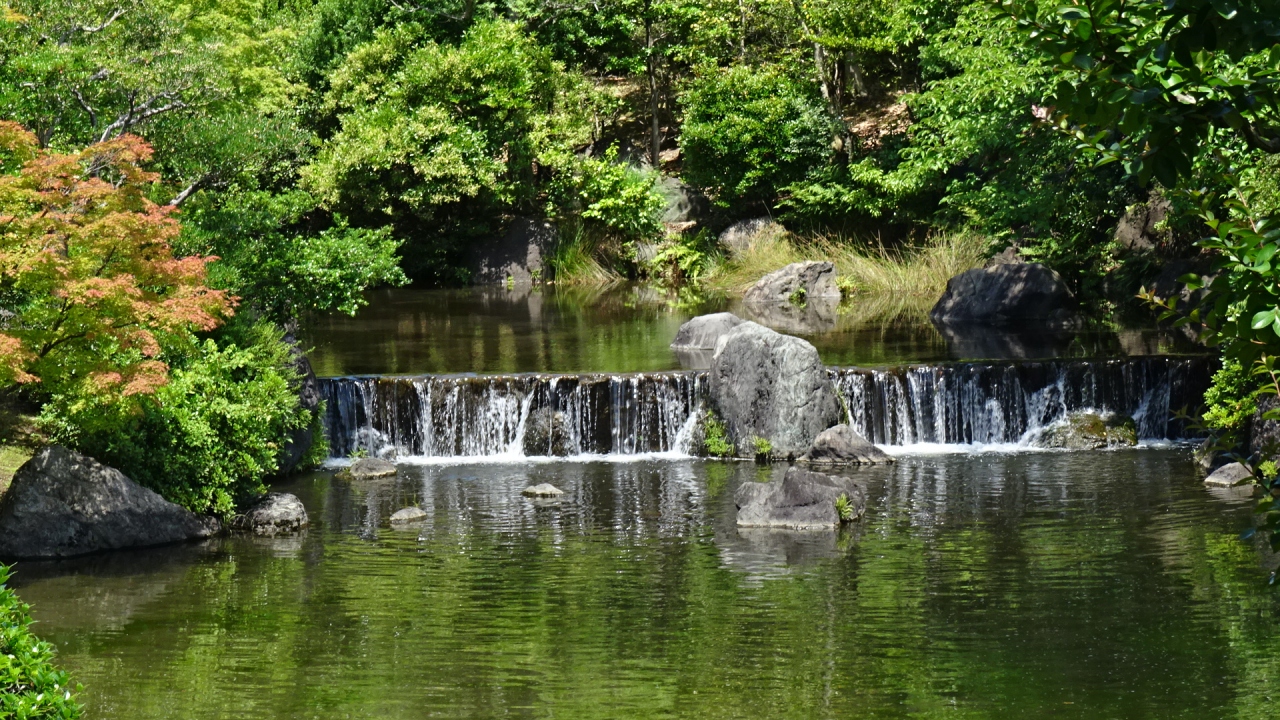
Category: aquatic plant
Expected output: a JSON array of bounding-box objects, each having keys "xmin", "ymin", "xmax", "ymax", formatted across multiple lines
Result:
[
  {"xmin": 834, "ymin": 493, "xmax": 855, "ymax": 522},
  {"xmin": 751, "ymin": 436, "xmax": 773, "ymax": 461}
]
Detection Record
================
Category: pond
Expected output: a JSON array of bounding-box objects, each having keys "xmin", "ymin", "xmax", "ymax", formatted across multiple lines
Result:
[
  {"xmin": 301, "ymin": 285, "xmax": 1201, "ymax": 376},
  {"xmin": 13, "ymin": 452, "xmax": 1278, "ymax": 719}
]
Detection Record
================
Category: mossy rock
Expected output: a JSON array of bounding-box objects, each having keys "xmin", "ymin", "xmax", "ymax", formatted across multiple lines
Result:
[{"xmin": 1039, "ymin": 412, "xmax": 1138, "ymax": 450}]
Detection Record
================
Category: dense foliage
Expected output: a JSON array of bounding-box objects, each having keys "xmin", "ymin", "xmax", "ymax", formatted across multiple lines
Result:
[{"xmin": 0, "ymin": 565, "xmax": 82, "ymax": 719}]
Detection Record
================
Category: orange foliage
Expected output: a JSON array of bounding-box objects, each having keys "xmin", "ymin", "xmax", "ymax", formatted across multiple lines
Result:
[{"xmin": 0, "ymin": 121, "xmax": 232, "ymax": 397}]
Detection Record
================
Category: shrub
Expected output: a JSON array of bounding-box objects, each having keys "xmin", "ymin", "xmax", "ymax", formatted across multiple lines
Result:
[
  {"xmin": 0, "ymin": 565, "xmax": 83, "ymax": 719},
  {"xmin": 42, "ymin": 322, "xmax": 311, "ymax": 517},
  {"xmin": 680, "ymin": 64, "xmax": 834, "ymax": 206}
]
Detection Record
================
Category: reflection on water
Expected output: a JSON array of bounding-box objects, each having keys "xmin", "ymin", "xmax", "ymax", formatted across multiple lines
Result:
[
  {"xmin": 13, "ymin": 451, "xmax": 1280, "ymax": 719},
  {"xmin": 301, "ymin": 285, "xmax": 1201, "ymax": 376}
]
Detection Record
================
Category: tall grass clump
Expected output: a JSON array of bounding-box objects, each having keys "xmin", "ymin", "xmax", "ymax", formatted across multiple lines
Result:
[
  {"xmin": 546, "ymin": 223, "xmax": 623, "ymax": 285},
  {"xmin": 705, "ymin": 230, "xmax": 986, "ymax": 306}
]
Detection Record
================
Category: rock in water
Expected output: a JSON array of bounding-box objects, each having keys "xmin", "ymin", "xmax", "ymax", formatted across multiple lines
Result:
[
  {"xmin": 1204, "ymin": 462, "xmax": 1254, "ymax": 487},
  {"xmin": 743, "ymin": 261, "xmax": 841, "ymax": 306},
  {"xmin": 390, "ymin": 506, "xmax": 428, "ymax": 524},
  {"xmin": 801, "ymin": 424, "xmax": 894, "ymax": 465},
  {"xmin": 0, "ymin": 446, "xmax": 220, "ymax": 560},
  {"xmin": 1036, "ymin": 412, "xmax": 1137, "ymax": 450},
  {"xmin": 930, "ymin": 263, "xmax": 1075, "ymax": 325},
  {"xmin": 735, "ymin": 466, "xmax": 866, "ymax": 529},
  {"xmin": 709, "ymin": 322, "xmax": 843, "ymax": 459},
  {"xmin": 231, "ymin": 492, "xmax": 309, "ymax": 536},
  {"xmin": 521, "ymin": 408, "xmax": 574, "ymax": 456},
  {"xmin": 522, "ymin": 483, "xmax": 565, "ymax": 497},
  {"xmin": 342, "ymin": 457, "xmax": 397, "ymax": 479}
]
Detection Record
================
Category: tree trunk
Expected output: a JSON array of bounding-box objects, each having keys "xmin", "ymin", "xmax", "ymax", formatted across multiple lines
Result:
[{"xmin": 646, "ymin": 18, "xmax": 661, "ymax": 167}]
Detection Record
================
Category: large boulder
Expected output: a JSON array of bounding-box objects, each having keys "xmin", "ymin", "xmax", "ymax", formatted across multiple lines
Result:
[
  {"xmin": 930, "ymin": 263, "xmax": 1075, "ymax": 326},
  {"xmin": 0, "ymin": 446, "xmax": 220, "ymax": 560},
  {"xmin": 1204, "ymin": 462, "xmax": 1253, "ymax": 487},
  {"xmin": 735, "ymin": 466, "xmax": 866, "ymax": 529},
  {"xmin": 671, "ymin": 313, "xmax": 745, "ymax": 351},
  {"xmin": 470, "ymin": 217, "xmax": 555, "ymax": 286},
  {"xmin": 743, "ymin": 261, "xmax": 841, "ymax": 306},
  {"xmin": 1035, "ymin": 412, "xmax": 1137, "ymax": 450},
  {"xmin": 800, "ymin": 425, "xmax": 894, "ymax": 465},
  {"xmin": 718, "ymin": 218, "xmax": 785, "ymax": 258},
  {"xmin": 709, "ymin": 322, "xmax": 843, "ymax": 459},
  {"xmin": 231, "ymin": 492, "xmax": 308, "ymax": 536}
]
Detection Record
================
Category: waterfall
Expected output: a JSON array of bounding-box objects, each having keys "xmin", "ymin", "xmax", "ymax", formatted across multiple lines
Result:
[
  {"xmin": 318, "ymin": 357, "xmax": 1211, "ymax": 459},
  {"xmin": 319, "ymin": 372, "xmax": 704, "ymax": 459},
  {"xmin": 832, "ymin": 356, "xmax": 1212, "ymax": 446}
]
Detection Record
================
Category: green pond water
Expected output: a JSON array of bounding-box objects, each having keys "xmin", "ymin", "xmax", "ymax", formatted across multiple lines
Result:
[
  {"xmin": 13, "ymin": 452, "xmax": 1280, "ymax": 719},
  {"xmin": 301, "ymin": 285, "xmax": 1199, "ymax": 376}
]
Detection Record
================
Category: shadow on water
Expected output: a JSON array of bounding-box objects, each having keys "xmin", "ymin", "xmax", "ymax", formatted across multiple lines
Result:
[
  {"xmin": 301, "ymin": 285, "xmax": 1204, "ymax": 375},
  {"xmin": 12, "ymin": 451, "xmax": 1280, "ymax": 719}
]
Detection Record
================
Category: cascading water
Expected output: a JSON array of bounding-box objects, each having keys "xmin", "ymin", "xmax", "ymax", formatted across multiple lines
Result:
[
  {"xmin": 318, "ymin": 357, "xmax": 1211, "ymax": 459},
  {"xmin": 832, "ymin": 356, "xmax": 1212, "ymax": 446}
]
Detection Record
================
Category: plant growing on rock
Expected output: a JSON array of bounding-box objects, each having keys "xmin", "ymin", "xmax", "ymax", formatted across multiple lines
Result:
[
  {"xmin": 702, "ymin": 412, "xmax": 734, "ymax": 457},
  {"xmin": 751, "ymin": 435, "xmax": 773, "ymax": 461},
  {"xmin": 835, "ymin": 493, "xmax": 856, "ymax": 523}
]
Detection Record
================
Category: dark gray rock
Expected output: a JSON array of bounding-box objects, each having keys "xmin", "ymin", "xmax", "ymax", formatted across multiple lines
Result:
[
  {"xmin": 471, "ymin": 217, "xmax": 555, "ymax": 286},
  {"xmin": 1250, "ymin": 395, "xmax": 1280, "ymax": 460},
  {"xmin": 719, "ymin": 218, "xmax": 784, "ymax": 257},
  {"xmin": 800, "ymin": 424, "xmax": 894, "ymax": 465},
  {"xmin": 522, "ymin": 408, "xmax": 573, "ymax": 456},
  {"xmin": 390, "ymin": 506, "xmax": 428, "ymax": 524},
  {"xmin": 735, "ymin": 466, "xmax": 866, "ymax": 529},
  {"xmin": 277, "ymin": 335, "xmax": 320, "ymax": 477},
  {"xmin": 1035, "ymin": 412, "xmax": 1137, "ymax": 450},
  {"xmin": 985, "ymin": 246, "xmax": 1026, "ymax": 267},
  {"xmin": 930, "ymin": 263, "xmax": 1075, "ymax": 326},
  {"xmin": 1204, "ymin": 462, "xmax": 1254, "ymax": 487},
  {"xmin": 709, "ymin": 322, "xmax": 843, "ymax": 459},
  {"xmin": 231, "ymin": 492, "xmax": 308, "ymax": 536},
  {"xmin": 657, "ymin": 176, "xmax": 709, "ymax": 224},
  {"xmin": 0, "ymin": 446, "xmax": 220, "ymax": 560},
  {"xmin": 1113, "ymin": 193, "xmax": 1171, "ymax": 252},
  {"xmin": 342, "ymin": 457, "xmax": 398, "ymax": 479},
  {"xmin": 671, "ymin": 313, "xmax": 746, "ymax": 351},
  {"xmin": 743, "ymin": 261, "xmax": 841, "ymax": 306}
]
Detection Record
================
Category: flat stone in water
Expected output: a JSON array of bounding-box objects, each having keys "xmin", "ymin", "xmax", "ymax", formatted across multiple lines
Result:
[
  {"xmin": 1204, "ymin": 462, "xmax": 1253, "ymax": 487},
  {"xmin": 343, "ymin": 457, "xmax": 397, "ymax": 479},
  {"xmin": 231, "ymin": 492, "xmax": 308, "ymax": 536},
  {"xmin": 522, "ymin": 483, "xmax": 565, "ymax": 497},
  {"xmin": 390, "ymin": 506, "xmax": 428, "ymax": 524}
]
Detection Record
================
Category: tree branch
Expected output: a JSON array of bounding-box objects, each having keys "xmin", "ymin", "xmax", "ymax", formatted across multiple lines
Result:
[
  {"xmin": 1240, "ymin": 119, "xmax": 1280, "ymax": 154},
  {"xmin": 168, "ymin": 174, "xmax": 210, "ymax": 207},
  {"xmin": 97, "ymin": 94, "xmax": 188, "ymax": 142}
]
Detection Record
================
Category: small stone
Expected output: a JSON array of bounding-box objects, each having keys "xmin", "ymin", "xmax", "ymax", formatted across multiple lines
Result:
[
  {"xmin": 1204, "ymin": 462, "xmax": 1254, "ymax": 487},
  {"xmin": 390, "ymin": 506, "xmax": 428, "ymax": 524},
  {"xmin": 522, "ymin": 483, "xmax": 565, "ymax": 497},
  {"xmin": 231, "ymin": 492, "xmax": 309, "ymax": 536},
  {"xmin": 801, "ymin": 424, "xmax": 895, "ymax": 466},
  {"xmin": 341, "ymin": 457, "xmax": 397, "ymax": 479}
]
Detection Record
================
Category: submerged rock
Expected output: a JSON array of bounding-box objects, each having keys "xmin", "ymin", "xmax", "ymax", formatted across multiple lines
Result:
[
  {"xmin": 930, "ymin": 263, "xmax": 1075, "ymax": 326},
  {"xmin": 522, "ymin": 408, "xmax": 574, "ymax": 457},
  {"xmin": 735, "ymin": 466, "xmax": 866, "ymax": 529},
  {"xmin": 709, "ymin": 321, "xmax": 843, "ymax": 459},
  {"xmin": 743, "ymin": 261, "xmax": 841, "ymax": 306},
  {"xmin": 800, "ymin": 424, "xmax": 894, "ymax": 466},
  {"xmin": 522, "ymin": 483, "xmax": 565, "ymax": 497},
  {"xmin": 231, "ymin": 492, "xmax": 308, "ymax": 536},
  {"xmin": 0, "ymin": 446, "xmax": 220, "ymax": 560},
  {"xmin": 1204, "ymin": 462, "xmax": 1253, "ymax": 487},
  {"xmin": 341, "ymin": 457, "xmax": 398, "ymax": 479},
  {"xmin": 390, "ymin": 506, "xmax": 429, "ymax": 524},
  {"xmin": 1036, "ymin": 412, "xmax": 1137, "ymax": 450}
]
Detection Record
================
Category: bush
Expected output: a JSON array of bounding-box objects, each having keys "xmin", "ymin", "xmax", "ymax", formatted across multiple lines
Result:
[
  {"xmin": 680, "ymin": 64, "xmax": 834, "ymax": 206},
  {"xmin": 42, "ymin": 322, "xmax": 312, "ymax": 517},
  {"xmin": 0, "ymin": 565, "xmax": 83, "ymax": 719}
]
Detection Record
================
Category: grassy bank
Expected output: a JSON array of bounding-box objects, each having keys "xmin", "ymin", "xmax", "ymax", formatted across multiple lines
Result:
[{"xmin": 704, "ymin": 230, "xmax": 987, "ymax": 305}]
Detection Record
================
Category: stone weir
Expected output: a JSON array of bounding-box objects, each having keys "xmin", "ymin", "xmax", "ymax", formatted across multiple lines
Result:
[{"xmin": 318, "ymin": 356, "xmax": 1213, "ymax": 459}]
